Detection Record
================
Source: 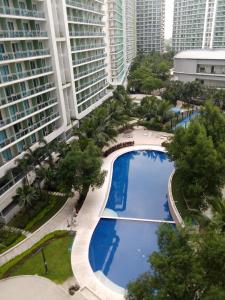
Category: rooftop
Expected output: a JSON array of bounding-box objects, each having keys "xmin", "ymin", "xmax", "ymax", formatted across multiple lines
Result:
[{"xmin": 174, "ymin": 49, "xmax": 225, "ymax": 60}]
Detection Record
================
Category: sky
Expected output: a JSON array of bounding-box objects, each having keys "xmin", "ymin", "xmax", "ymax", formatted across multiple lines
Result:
[{"xmin": 165, "ymin": 0, "xmax": 174, "ymax": 39}]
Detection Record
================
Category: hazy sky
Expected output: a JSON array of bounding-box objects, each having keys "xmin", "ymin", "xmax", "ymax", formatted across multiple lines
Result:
[{"xmin": 165, "ymin": 0, "xmax": 174, "ymax": 39}]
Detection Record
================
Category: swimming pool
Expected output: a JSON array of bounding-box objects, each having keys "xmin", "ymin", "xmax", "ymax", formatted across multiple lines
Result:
[
  {"xmin": 174, "ymin": 111, "xmax": 199, "ymax": 129},
  {"xmin": 89, "ymin": 150, "xmax": 174, "ymax": 289}
]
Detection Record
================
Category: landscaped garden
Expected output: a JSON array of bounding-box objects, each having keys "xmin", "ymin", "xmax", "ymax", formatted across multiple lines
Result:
[
  {"xmin": 1, "ymin": 52, "xmax": 225, "ymax": 298},
  {"xmin": 0, "ymin": 231, "xmax": 74, "ymax": 284}
]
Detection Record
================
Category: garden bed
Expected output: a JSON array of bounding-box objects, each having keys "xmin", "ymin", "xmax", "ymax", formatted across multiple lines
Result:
[{"xmin": 0, "ymin": 230, "xmax": 75, "ymax": 284}]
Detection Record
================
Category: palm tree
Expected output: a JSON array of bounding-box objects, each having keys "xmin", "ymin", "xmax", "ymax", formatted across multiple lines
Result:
[{"xmin": 15, "ymin": 182, "xmax": 39, "ymax": 208}]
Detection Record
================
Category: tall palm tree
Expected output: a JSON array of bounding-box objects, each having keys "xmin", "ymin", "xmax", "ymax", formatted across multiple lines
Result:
[{"xmin": 15, "ymin": 182, "xmax": 39, "ymax": 208}]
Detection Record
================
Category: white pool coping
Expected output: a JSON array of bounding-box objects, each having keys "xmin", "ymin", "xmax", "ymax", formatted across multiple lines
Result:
[{"xmin": 71, "ymin": 144, "xmax": 173, "ymax": 300}]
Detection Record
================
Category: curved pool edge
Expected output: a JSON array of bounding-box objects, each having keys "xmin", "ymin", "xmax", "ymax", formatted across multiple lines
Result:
[
  {"xmin": 71, "ymin": 145, "xmax": 172, "ymax": 300},
  {"xmin": 167, "ymin": 170, "xmax": 185, "ymax": 227}
]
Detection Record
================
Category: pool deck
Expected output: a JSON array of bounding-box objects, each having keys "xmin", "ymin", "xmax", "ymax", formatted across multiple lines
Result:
[{"xmin": 71, "ymin": 128, "xmax": 173, "ymax": 300}]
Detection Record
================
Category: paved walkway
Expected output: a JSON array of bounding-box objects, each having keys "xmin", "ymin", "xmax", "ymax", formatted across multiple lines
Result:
[
  {"xmin": 0, "ymin": 194, "xmax": 78, "ymax": 266},
  {"xmin": 71, "ymin": 128, "xmax": 172, "ymax": 300}
]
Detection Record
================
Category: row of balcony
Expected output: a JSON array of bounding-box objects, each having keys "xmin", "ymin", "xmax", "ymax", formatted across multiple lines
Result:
[
  {"xmin": 77, "ymin": 81, "xmax": 107, "ymax": 104},
  {"xmin": 0, "ymin": 66, "xmax": 53, "ymax": 85},
  {"xmin": 71, "ymin": 43, "xmax": 105, "ymax": 52},
  {"xmin": 69, "ymin": 31, "xmax": 105, "ymax": 37},
  {"xmin": 0, "ymin": 82, "xmax": 55, "ymax": 107},
  {"xmin": 74, "ymin": 63, "xmax": 106, "ymax": 79},
  {"xmin": 68, "ymin": 15, "xmax": 104, "ymax": 25},
  {"xmin": 66, "ymin": 0, "xmax": 103, "ymax": 15},
  {"xmin": 76, "ymin": 73, "xmax": 106, "ymax": 92},
  {"xmin": 0, "ymin": 31, "xmax": 48, "ymax": 39},
  {"xmin": 0, "ymin": 98, "xmax": 58, "ymax": 127},
  {"xmin": 0, "ymin": 6, "xmax": 45, "ymax": 19},
  {"xmin": 0, "ymin": 49, "xmax": 50, "ymax": 61},
  {"xmin": 0, "ymin": 112, "xmax": 60, "ymax": 148},
  {"xmin": 72, "ymin": 53, "xmax": 106, "ymax": 65}
]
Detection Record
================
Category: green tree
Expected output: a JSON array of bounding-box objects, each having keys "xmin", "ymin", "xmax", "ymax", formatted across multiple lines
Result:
[
  {"xmin": 57, "ymin": 141, "xmax": 106, "ymax": 202},
  {"xmin": 15, "ymin": 183, "xmax": 39, "ymax": 208},
  {"xmin": 165, "ymin": 120, "xmax": 225, "ymax": 208},
  {"xmin": 127, "ymin": 225, "xmax": 225, "ymax": 300}
]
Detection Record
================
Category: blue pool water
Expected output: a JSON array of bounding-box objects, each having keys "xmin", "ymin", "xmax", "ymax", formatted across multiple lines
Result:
[
  {"xmin": 175, "ymin": 111, "xmax": 199, "ymax": 129},
  {"xmin": 89, "ymin": 150, "xmax": 174, "ymax": 289},
  {"xmin": 106, "ymin": 151, "xmax": 174, "ymax": 220},
  {"xmin": 89, "ymin": 219, "xmax": 160, "ymax": 288}
]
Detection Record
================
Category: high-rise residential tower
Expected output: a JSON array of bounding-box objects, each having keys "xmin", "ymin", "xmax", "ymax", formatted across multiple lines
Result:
[
  {"xmin": 172, "ymin": 0, "xmax": 225, "ymax": 52},
  {"xmin": 0, "ymin": 0, "xmax": 137, "ymax": 223},
  {"xmin": 136, "ymin": 0, "xmax": 165, "ymax": 53}
]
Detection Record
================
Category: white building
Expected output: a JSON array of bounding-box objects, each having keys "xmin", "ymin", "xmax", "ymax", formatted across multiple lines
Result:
[
  {"xmin": 0, "ymin": 0, "xmax": 136, "ymax": 223},
  {"xmin": 173, "ymin": 49, "xmax": 225, "ymax": 88},
  {"xmin": 136, "ymin": 0, "xmax": 165, "ymax": 53},
  {"xmin": 172, "ymin": 0, "xmax": 225, "ymax": 52}
]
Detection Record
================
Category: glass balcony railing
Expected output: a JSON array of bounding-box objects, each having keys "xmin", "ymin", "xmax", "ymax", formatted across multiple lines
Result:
[
  {"xmin": 69, "ymin": 31, "xmax": 105, "ymax": 37},
  {"xmin": 74, "ymin": 63, "xmax": 107, "ymax": 79},
  {"xmin": 71, "ymin": 43, "xmax": 105, "ymax": 51},
  {"xmin": 77, "ymin": 82, "xmax": 107, "ymax": 104},
  {"xmin": 68, "ymin": 16, "xmax": 104, "ymax": 25},
  {"xmin": 0, "ymin": 112, "xmax": 60, "ymax": 148},
  {"xmin": 0, "ymin": 172, "xmax": 24, "ymax": 196},
  {"xmin": 0, "ymin": 30, "xmax": 48, "ymax": 38},
  {"xmin": 76, "ymin": 73, "xmax": 107, "ymax": 92},
  {"xmin": 0, "ymin": 49, "xmax": 50, "ymax": 61},
  {"xmin": 66, "ymin": 0, "xmax": 103, "ymax": 14},
  {"xmin": 0, "ymin": 66, "xmax": 53, "ymax": 84},
  {"xmin": 0, "ymin": 6, "xmax": 45, "ymax": 18},
  {"xmin": 0, "ymin": 82, "xmax": 55, "ymax": 106},
  {"xmin": 72, "ymin": 53, "xmax": 106, "ymax": 65},
  {"xmin": 0, "ymin": 98, "xmax": 57, "ymax": 127}
]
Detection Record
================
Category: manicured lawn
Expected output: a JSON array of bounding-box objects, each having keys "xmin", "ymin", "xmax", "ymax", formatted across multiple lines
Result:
[
  {"xmin": 0, "ymin": 231, "xmax": 75, "ymax": 284},
  {"xmin": 171, "ymin": 171, "xmax": 193, "ymax": 221}
]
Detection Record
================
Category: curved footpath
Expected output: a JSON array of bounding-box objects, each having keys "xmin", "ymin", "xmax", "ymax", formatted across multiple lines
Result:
[
  {"xmin": 0, "ymin": 194, "xmax": 78, "ymax": 266},
  {"xmin": 71, "ymin": 128, "xmax": 180, "ymax": 300}
]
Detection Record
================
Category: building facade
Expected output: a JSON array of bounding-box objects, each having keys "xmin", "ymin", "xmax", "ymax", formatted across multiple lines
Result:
[
  {"xmin": 136, "ymin": 0, "xmax": 165, "ymax": 54},
  {"xmin": 172, "ymin": 0, "xmax": 225, "ymax": 52},
  {"xmin": 173, "ymin": 49, "xmax": 225, "ymax": 88},
  {"xmin": 0, "ymin": 0, "xmax": 137, "ymax": 223}
]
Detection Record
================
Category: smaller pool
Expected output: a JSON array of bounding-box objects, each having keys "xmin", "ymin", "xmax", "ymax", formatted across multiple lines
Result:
[{"xmin": 175, "ymin": 111, "xmax": 199, "ymax": 129}]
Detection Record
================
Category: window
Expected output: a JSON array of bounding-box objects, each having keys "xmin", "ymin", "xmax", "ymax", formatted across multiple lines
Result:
[
  {"xmin": 5, "ymin": 86, "xmax": 14, "ymax": 97},
  {"xmin": 23, "ymin": 100, "xmax": 29, "ymax": 110},
  {"xmin": 12, "ymin": 43, "xmax": 19, "ymax": 53},
  {"xmin": 3, "ymin": 0, "xmax": 9, "ymax": 7},
  {"xmin": 0, "ymin": 65, "xmax": 9, "ymax": 76},
  {"xmin": 0, "ymin": 44, "xmax": 5, "ymax": 54},
  {"xmin": 0, "ymin": 130, "xmax": 7, "ymax": 143},
  {"xmin": 35, "ymin": 23, "xmax": 40, "ymax": 31},
  {"xmin": 2, "ymin": 149, "xmax": 12, "ymax": 162},
  {"xmin": 7, "ymin": 22, "xmax": 14, "ymax": 31},
  {"xmin": 23, "ymin": 23, "xmax": 29, "ymax": 31},
  {"xmin": 27, "ymin": 42, "xmax": 33, "ymax": 50},
  {"xmin": 16, "ymin": 63, "xmax": 23, "ymax": 73},
  {"xmin": 19, "ymin": 2, "xmax": 26, "ymax": 9}
]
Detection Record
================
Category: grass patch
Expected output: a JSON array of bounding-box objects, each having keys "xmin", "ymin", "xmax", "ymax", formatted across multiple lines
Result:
[
  {"xmin": 0, "ymin": 230, "xmax": 75, "ymax": 284},
  {"xmin": 0, "ymin": 234, "xmax": 25, "ymax": 254},
  {"xmin": 0, "ymin": 230, "xmax": 26, "ymax": 254},
  {"xmin": 171, "ymin": 171, "xmax": 193, "ymax": 221}
]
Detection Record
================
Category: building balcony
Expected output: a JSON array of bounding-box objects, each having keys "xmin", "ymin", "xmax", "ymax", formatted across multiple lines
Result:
[
  {"xmin": 0, "ymin": 82, "xmax": 55, "ymax": 107},
  {"xmin": 0, "ymin": 98, "xmax": 58, "ymax": 128},
  {"xmin": 68, "ymin": 15, "xmax": 104, "ymax": 26},
  {"xmin": 66, "ymin": 0, "xmax": 103, "ymax": 15},
  {"xmin": 72, "ymin": 53, "xmax": 106, "ymax": 66},
  {"xmin": 0, "ymin": 112, "xmax": 60, "ymax": 149},
  {"xmin": 76, "ymin": 73, "xmax": 107, "ymax": 92},
  {"xmin": 0, "ymin": 66, "xmax": 53, "ymax": 85},
  {"xmin": 69, "ymin": 31, "xmax": 105, "ymax": 37},
  {"xmin": 0, "ymin": 6, "xmax": 45, "ymax": 19},
  {"xmin": 77, "ymin": 82, "xmax": 107, "ymax": 104},
  {"xmin": 74, "ymin": 63, "xmax": 107, "ymax": 80},
  {"xmin": 0, "ymin": 49, "xmax": 50, "ymax": 62},
  {"xmin": 0, "ymin": 30, "xmax": 48, "ymax": 39},
  {"xmin": 71, "ymin": 43, "xmax": 105, "ymax": 52}
]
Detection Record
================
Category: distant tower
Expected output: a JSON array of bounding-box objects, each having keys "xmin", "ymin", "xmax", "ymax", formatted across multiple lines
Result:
[
  {"xmin": 136, "ymin": 0, "xmax": 165, "ymax": 53},
  {"xmin": 172, "ymin": 0, "xmax": 225, "ymax": 52}
]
